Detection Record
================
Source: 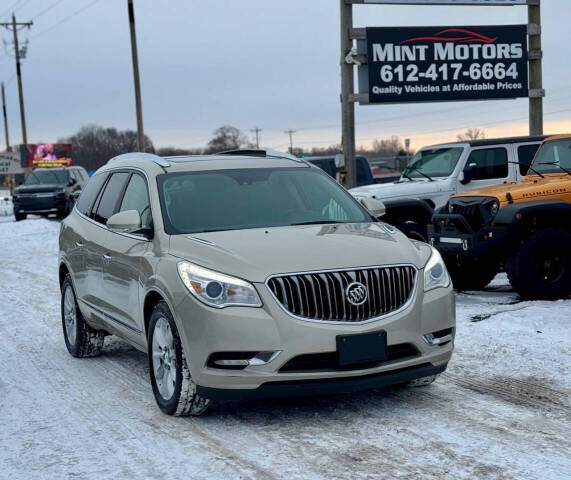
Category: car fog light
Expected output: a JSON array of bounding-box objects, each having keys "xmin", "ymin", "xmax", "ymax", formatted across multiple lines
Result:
[
  {"xmin": 423, "ymin": 328, "xmax": 454, "ymax": 346},
  {"xmin": 214, "ymin": 359, "xmax": 250, "ymax": 367}
]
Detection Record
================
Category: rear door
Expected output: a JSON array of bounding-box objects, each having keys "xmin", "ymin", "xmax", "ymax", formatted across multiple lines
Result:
[
  {"xmin": 457, "ymin": 145, "xmax": 511, "ymax": 193},
  {"xmin": 68, "ymin": 172, "xmax": 108, "ymax": 304}
]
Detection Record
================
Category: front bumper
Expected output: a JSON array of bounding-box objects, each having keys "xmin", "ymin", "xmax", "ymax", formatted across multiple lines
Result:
[
  {"xmin": 198, "ymin": 362, "xmax": 447, "ymax": 401},
  {"xmin": 172, "ymin": 275, "xmax": 455, "ymax": 398},
  {"xmin": 428, "ymin": 212, "xmax": 513, "ymax": 258},
  {"xmin": 13, "ymin": 194, "xmax": 67, "ymax": 213}
]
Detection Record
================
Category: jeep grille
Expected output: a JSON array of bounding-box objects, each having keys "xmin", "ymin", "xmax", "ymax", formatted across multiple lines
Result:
[{"xmin": 267, "ymin": 265, "xmax": 416, "ymax": 322}]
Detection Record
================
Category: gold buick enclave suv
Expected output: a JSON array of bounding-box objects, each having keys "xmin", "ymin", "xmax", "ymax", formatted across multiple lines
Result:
[{"xmin": 59, "ymin": 150, "xmax": 455, "ymax": 416}]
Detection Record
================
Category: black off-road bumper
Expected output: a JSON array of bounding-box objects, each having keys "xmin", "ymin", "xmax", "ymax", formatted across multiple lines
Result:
[
  {"xmin": 196, "ymin": 362, "xmax": 447, "ymax": 402},
  {"xmin": 428, "ymin": 212, "xmax": 513, "ymax": 258}
]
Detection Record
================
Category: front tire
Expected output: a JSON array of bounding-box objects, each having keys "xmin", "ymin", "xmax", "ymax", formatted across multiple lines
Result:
[
  {"xmin": 61, "ymin": 274, "xmax": 104, "ymax": 357},
  {"xmin": 444, "ymin": 256, "xmax": 499, "ymax": 291},
  {"xmin": 506, "ymin": 228, "xmax": 571, "ymax": 300},
  {"xmin": 148, "ymin": 301, "xmax": 210, "ymax": 416}
]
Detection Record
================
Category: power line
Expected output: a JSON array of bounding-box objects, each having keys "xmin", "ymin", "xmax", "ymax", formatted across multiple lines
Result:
[
  {"xmin": 31, "ymin": 0, "xmax": 102, "ymax": 39},
  {"xmin": 0, "ymin": 0, "xmax": 25, "ymax": 19},
  {"xmin": 33, "ymin": 0, "xmax": 68, "ymax": 21}
]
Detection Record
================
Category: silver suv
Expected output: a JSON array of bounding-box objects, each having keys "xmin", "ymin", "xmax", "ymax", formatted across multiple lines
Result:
[{"xmin": 59, "ymin": 150, "xmax": 455, "ymax": 416}]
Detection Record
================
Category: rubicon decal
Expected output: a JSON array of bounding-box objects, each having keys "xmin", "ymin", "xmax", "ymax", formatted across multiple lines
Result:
[{"xmin": 361, "ymin": 25, "xmax": 528, "ymax": 104}]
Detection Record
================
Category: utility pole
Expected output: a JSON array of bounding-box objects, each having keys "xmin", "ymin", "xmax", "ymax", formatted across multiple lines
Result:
[
  {"xmin": 127, "ymin": 0, "xmax": 145, "ymax": 151},
  {"xmin": 284, "ymin": 129, "xmax": 296, "ymax": 154},
  {"xmin": 0, "ymin": 15, "xmax": 32, "ymax": 147},
  {"xmin": 251, "ymin": 127, "xmax": 262, "ymax": 149},
  {"xmin": 1, "ymin": 83, "xmax": 10, "ymax": 152},
  {"xmin": 340, "ymin": 0, "xmax": 356, "ymax": 188},
  {"xmin": 528, "ymin": 0, "xmax": 543, "ymax": 135}
]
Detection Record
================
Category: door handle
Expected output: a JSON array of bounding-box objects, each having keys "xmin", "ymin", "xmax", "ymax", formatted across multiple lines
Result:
[
  {"xmin": 75, "ymin": 241, "xmax": 84, "ymax": 247},
  {"xmin": 102, "ymin": 254, "xmax": 112, "ymax": 262}
]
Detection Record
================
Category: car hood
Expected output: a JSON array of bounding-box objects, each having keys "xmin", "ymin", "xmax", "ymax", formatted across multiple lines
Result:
[
  {"xmin": 15, "ymin": 184, "xmax": 65, "ymax": 194},
  {"xmin": 169, "ymin": 223, "xmax": 431, "ymax": 283},
  {"xmin": 452, "ymin": 174, "xmax": 571, "ymax": 206},
  {"xmin": 350, "ymin": 179, "xmax": 448, "ymax": 200}
]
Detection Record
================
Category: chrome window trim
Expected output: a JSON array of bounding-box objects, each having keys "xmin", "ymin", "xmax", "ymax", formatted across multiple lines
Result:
[{"xmin": 265, "ymin": 263, "xmax": 419, "ymax": 325}]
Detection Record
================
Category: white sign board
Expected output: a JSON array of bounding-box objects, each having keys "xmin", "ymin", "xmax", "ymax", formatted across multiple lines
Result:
[
  {"xmin": 362, "ymin": 1, "xmax": 527, "ymax": 4},
  {"xmin": 0, "ymin": 152, "xmax": 24, "ymax": 175}
]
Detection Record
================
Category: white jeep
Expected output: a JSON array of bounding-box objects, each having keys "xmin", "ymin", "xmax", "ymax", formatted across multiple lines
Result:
[{"xmin": 350, "ymin": 136, "xmax": 546, "ymax": 241}]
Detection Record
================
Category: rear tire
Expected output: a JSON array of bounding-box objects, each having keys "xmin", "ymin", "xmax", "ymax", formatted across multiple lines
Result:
[
  {"xmin": 444, "ymin": 256, "xmax": 499, "ymax": 291},
  {"xmin": 148, "ymin": 301, "xmax": 210, "ymax": 416},
  {"xmin": 506, "ymin": 227, "xmax": 571, "ymax": 300},
  {"xmin": 398, "ymin": 221, "xmax": 428, "ymax": 242},
  {"xmin": 61, "ymin": 274, "xmax": 104, "ymax": 358},
  {"xmin": 14, "ymin": 211, "xmax": 26, "ymax": 222}
]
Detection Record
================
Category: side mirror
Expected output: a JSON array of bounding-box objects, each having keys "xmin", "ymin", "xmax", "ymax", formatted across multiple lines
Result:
[
  {"xmin": 68, "ymin": 177, "xmax": 77, "ymax": 186},
  {"xmin": 360, "ymin": 197, "xmax": 386, "ymax": 218},
  {"xmin": 107, "ymin": 210, "xmax": 141, "ymax": 234},
  {"xmin": 461, "ymin": 162, "xmax": 477, "ymax": 185}
]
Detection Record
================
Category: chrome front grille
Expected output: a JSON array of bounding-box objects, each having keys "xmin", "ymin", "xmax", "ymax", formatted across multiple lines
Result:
[{"xmin": 266, "ymin": 265, "xmax": 416, "ymax": 322}]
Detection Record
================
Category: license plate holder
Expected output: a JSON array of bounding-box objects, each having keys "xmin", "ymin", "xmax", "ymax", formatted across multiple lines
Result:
[{"xmin": 336, "ymin": 331, "xmax": 387, "ymax": 366}]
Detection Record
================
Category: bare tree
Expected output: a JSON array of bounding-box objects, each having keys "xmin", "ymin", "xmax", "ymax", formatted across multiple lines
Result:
[
  {"xmin": 371, "ymin": 136, "xmax": 406, "ymax": 156},
  {"xmin": 204, "ymin": 125, "xmax": 251, "ymax": 154},
  {"xmin": 58, "ymin": 125, "xmax": 154, "ymax": 171},
  {"xmin": 457, "ymin": 128, "xmax": 486, "ymax": 141},
  {"xmin": 156, "ymin": 146, "xmax": 204, "ymax": 156}
]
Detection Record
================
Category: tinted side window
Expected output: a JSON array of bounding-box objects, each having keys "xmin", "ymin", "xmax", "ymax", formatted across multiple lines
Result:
[
  {"xmin": 76, "ymin": 173, "xmax": 108, "ymax": 216},
  {"xmin": 467, "ymin": 148, "xmax": 508, "ymax": 180},
  {"xmin": 517, "ymin": 144, "xmax": 540, "ymax": 175},
  {"xmin": 119, "ymin": 174, "xmax": 152, "ymax": 227},
  {"xmin": 309, "ymin": 159, "xmax": 336, "ymax": 178},
  {"xmin": 93, "ymin": 172, "xmax": 130, "ymax": 224}
]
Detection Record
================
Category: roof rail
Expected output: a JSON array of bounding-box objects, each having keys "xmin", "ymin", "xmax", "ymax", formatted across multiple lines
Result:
[
  {"xmin": 216, "ymin": 149, "xmax": 303, "ymax": 163},
  {"xmin": 108, "ymin": 152, "xmax": 170, "ymax": 168}
]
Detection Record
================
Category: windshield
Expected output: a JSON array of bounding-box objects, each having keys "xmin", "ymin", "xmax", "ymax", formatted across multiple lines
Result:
[
  {"xmin": 531, "ymin": 139, "xmax": 571, "ymax": 174},
  {"xmin": 24, "ymin": 169, "xmax": 69, "ymax": 185},
  {"xmin": 404, "ymin": 147, "xmax": 464, "ymax": 179},
  {"xmin": 157, "ymin": 167, "xmax": 372, "ymax": 234}
]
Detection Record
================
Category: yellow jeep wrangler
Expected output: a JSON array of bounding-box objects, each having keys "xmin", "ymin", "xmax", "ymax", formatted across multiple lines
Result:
[{"xmin": 428, "ymin": 134, "xmax": 571, "ymax": 300}]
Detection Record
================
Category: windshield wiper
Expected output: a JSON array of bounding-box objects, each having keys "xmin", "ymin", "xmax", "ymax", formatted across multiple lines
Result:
[
  {"xmin": 290, "ymin": 220, "xmax": 345, "ymax": 226},
  {"xmin": 538, "ymin": 162, "xmax": 571, "ymax": 176},
  {"xmin": 404, "ymin": 167, "xmax": 433, "ymax": 181},
  {"xmin": 508, "ymin": 161, "xmax": 544, "ymax": 178},
  {"xmin": 400, "ymin": 171, "xmax": 416, "ymax": 182}
]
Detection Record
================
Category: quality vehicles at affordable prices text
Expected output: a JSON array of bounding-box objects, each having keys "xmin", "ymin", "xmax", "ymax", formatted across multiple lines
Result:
[
  {"xmin": 429, "ymin": 135, "xmax": 571, "ymax": 299},
  {"xmin": 58, "ymin": 150, "xmax": 455, "ymax": 416},
  {"xmin": 350, "ymin": 136, "xmax": 545, "ymax": 242}
]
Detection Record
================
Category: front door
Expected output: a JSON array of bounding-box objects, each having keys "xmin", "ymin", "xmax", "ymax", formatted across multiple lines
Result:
[{"xmin": 457, "ymin": 146, "xmax": 511, "ymax": 193}]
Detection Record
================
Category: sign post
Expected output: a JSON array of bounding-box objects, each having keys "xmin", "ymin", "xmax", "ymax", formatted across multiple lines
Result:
[{"xmin": 340, "ymin": 0, "xmax": 543, "ymax": 188}]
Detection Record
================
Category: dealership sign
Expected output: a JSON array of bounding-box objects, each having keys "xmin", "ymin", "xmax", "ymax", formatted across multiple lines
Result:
[
  {"xmin": 0, "ymin": 152, "xmax": 23, "ymax": 175},
  {"xmin": 360, "ymin": 25, "xmax": 528, "ymax": 103}
]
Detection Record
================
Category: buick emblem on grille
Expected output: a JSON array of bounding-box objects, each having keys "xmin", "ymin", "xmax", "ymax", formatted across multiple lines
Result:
[{"xmin": 345, "ymin": 282, "xmax": 368, "ymax": 306}]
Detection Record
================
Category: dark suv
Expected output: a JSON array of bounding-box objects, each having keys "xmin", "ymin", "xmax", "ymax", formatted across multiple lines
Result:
[{"xmin": 13, "ymin": 166, "xmax": 88, "ymax": 221}]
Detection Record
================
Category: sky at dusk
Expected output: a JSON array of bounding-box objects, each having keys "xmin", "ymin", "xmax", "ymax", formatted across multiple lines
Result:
[{"xmin": 1, "ymin": 0, "xmax": 570, "ymax": 153}]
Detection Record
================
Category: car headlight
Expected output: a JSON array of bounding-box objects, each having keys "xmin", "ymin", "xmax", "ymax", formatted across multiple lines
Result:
[
  {"xmin": 424, "ymin": 247, "xmax": 450, "ymax": 291},
  {"xmin": 488, "ymin": 200, "xmax": 499, "ymax": 217},
  {"xmin": 447, "ymin": 202, "xmax": 454, "ymax": 213},
  {"xmin": 177, "ymin": 261, "xmax": 262, "ymax": 308}
]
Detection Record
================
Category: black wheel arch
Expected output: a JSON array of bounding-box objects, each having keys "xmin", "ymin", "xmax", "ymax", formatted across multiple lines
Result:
[
  {"xmin": 495, "ymin": 200, "xmax": 571, "ymax": 231},
  {"xmin": 381, "ymin": 198, "xmax": 434, "ymax": 227}
]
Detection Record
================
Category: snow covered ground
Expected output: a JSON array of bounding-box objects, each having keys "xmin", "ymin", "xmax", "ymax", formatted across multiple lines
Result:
[{"xmin": 0, "ymin": 217, "xmax": 569, "ymax": 480}]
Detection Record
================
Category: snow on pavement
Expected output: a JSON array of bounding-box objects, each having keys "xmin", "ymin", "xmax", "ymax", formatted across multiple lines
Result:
[{"xmin": 0, "ymin": 218, "xmax": 569, "ymax": 479}]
